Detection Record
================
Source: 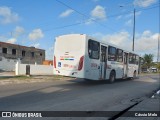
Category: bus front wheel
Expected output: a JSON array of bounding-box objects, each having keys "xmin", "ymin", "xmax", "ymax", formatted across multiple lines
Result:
[{"xmin": 109, "ymin": 71, "xmax": 115, "ymax": 83}]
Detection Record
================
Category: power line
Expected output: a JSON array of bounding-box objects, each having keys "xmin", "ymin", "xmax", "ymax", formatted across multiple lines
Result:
[
  {"xmin": 107, "ymin": 4, "xmax": 159, "ymax": 19},
  {"xmin": 4, "ymin": 2, "xmax": 159, "ymax": 35},
  {"xmin": 55, "ymin": 0, "xmax": 116, "ymax": 32},
  {"xmin": 27, "ymin": 4, "xmax": 157, "ymax": 34},
  {"xmin": 55, "ymin": 0, "xmax": 159, "ymax": 32},
  {"xmin": 43, "ymin": 22, "xmax": 84, "ymax": 32},
  {"xmin": 22, "ymin": 2, "xmax": 159, "ymax": 33},
  {"xmin": 42, "ymin": 4, "xmax": 159, "ymax": 33}
]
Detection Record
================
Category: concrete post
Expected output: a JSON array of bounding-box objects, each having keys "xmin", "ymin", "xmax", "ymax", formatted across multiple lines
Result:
[{"xmin": 15, "ymin": 61, "xmax": 20, "ymax": 75}]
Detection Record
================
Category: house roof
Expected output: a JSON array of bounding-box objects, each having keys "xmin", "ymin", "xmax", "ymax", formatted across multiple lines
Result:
[{"xmin": 0, "ymin": 41, "xmax": 45, "ymax": 51}]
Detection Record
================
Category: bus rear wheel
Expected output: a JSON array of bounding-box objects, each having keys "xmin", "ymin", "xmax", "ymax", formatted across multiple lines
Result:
[{"xmin": 109, "ymin": 71, "xmax": 115, "ymax": 83}]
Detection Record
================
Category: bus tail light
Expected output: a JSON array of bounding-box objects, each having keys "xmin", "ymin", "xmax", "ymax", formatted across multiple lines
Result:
[
  {"xmin": 78, "ymin": 56, "xmax": 84, "ymax": 71},
  {"xmin": 54, "ymin": 56, "xmax": 56, "ymax": 68}
]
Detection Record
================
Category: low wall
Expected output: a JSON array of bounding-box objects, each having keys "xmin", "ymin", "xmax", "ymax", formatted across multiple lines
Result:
[
  {"xmin": 15, "ymin": 62, "xmax": 53, "ymax": 75},
  {"xmin": 0, "ymin": 57, "xmax": 17, "ymax": 71}
]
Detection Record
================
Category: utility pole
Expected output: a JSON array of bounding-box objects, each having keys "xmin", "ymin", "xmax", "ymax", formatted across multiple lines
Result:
[
  {"xmin": 120, "ymin": 6, "xmax": 136, "ymax": 51},
  {"xmin": 132, "ymin": 8, "xmax": 135, "ymax": 51},
  {"xmin": 158, "ymin": 1, "xmax": 160, "ymax": 63}
]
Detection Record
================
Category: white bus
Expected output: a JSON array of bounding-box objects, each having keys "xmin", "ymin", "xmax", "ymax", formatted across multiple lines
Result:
[{"xmin": 53, "ymin": 34, "xmax": 140, "ymax": 83}]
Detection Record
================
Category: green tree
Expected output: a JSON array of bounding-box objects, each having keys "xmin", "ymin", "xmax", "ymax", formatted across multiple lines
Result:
[{"xmin": 143, "ymin": 54, "xmax": 154, "ymax": 69}]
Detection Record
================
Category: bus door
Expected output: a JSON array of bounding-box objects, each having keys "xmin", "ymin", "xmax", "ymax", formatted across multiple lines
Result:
[
  {"xmin": 124, "ymin": 52, "xmax": 128, "ymax": 77},
  {"xmin": 100, "ymin": 45, "xmax": 107, "ymax": 79}
]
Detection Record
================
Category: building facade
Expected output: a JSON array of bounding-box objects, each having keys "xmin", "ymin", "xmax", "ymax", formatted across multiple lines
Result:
[{"xmin": 0, "ymin": 42, "xmax": 45, "ymax": 64}]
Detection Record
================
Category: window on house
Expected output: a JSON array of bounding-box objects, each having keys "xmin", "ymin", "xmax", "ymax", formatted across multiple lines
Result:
[
  {"xmin": 31, "ymin": 52, "xmax": 34, "ymax": 57},
  {"xmin": 108, "ymin": 46, "xmax": 117, "ymax": 61},
  {"xmin": 2, "ymin": 48, "xmax": 7, "ymax": 54},
  {"xmin": 40, "ymin": 53, "xmax": 42, "ymax": 56},
  {"xmin": 12, "ymin": 49, "xmax": 16, "ymax": 55},
  {"xmin": 22, "ymin": 50, "xmax": 26, "ymax": 57}
]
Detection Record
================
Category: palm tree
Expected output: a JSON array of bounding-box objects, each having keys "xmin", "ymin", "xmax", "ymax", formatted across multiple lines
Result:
[{"xmin": 143, "ymin": 54, "xmax": 154, "ymax": 69}]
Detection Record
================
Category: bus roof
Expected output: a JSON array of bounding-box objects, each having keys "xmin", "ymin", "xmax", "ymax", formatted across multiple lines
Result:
[{"xmin": 56, "ymin": 34, "xmax": 139, "ymax": 56}]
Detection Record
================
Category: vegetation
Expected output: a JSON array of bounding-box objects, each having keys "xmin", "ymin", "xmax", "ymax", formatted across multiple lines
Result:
[
  {"xmin": 156, "ymin": 63, "xmax": 160, "ymax": 70},
  {"xmin": 0, "ymin": 75, "xmax": 30, "ymax": 80},
  {"xmin": 142, "ymin": 54, "xmax": 154, "ymax": 69}
]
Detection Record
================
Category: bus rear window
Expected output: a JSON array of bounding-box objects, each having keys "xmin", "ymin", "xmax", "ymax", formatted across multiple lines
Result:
[{"xmin": 88, "ymin": 39, "xmax": 100, "ymax": 59}]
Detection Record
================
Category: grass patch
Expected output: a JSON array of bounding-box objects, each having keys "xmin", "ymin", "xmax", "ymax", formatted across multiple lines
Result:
[
  {"xmin": 14, "ymin": 75, "xmax": 31, "ymax": 79},
  {"xmin": 50, "ymin": 75, "xmax": 71, "ymax": 80},
  {"xmin": 0, "ymin": 75, "xmax": 74, "ymax": 81},
  {"xmin": 140, "ymin": 72, "xmax": 160, "ymax": 76}
]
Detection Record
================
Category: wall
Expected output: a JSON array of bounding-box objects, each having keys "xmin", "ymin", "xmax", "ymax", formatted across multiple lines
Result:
[
  {"xmin": 0, "ymin": 57, "xmax": 17, "ymax": 71},
  {"xmin": 15, "ymin": 62, "xmax": 53, "ymax": 75}
]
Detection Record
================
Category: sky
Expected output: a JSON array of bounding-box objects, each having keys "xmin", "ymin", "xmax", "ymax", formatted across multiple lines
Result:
[{"xmin": 0, "ymin": 0, "xmax": 159, "ymax": 61}]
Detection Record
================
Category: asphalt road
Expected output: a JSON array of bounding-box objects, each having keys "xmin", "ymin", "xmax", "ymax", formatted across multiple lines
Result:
[{"xmin": 0, "ymin": 75, "xmax": 159, "ymax": 120}]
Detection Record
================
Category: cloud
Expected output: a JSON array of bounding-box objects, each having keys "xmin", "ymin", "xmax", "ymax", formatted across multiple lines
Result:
[
  {"xmin": 13, "ymin": 26, "xmax": 25, "ymax": 37},
  {"xmin": 125, "ymin": 19, "xmax": 132, "ymax": 26},
  {"xmin": 133, "ymin": 0, "xmax": 157, "ymax": 7},
  {"xmin": 135, "ymin": 31, "xmax": 159, "ymax": 52},
  {"xmin": 46, "ymin": 46, "xmax": 54, "ymax": 60},
  {"xmin": 116, "ymin": 15, "xmax": 122, "ymax": 20},
  {"xmin": 6, "ymin": 38, "xmax": 17, "ymax": 44},
  {"xmin": 84, "ymin": 18, "xmax": 95, "ymax": 25},
  {"xmin": 135, "ymin": 11, "xmax": 142, "ymax": 16},
  {"xmin": 0, "ymin": 6, "xmax": 19, "ymax": 24},
  {"xmin": 125, "ymin": 11, "xmax": 142, "ymax": 19},
  {"xmin": 92, "ymin": 30, "xmax": 159, "ymax": 60},
  {"xmin": 28, "ymin": 29, "xmax": 44, "ymax": 40},
  {"xmin": 0, "ymin": 35, "xmax": 7, "ymax": 41},
  {"xmin": 59, "ymin": 9, "xmax": 74, "ymax": 18},
  {"xmin": 91, "ymin": 5, "xmax": 106, "ymax": 20},
  {"xmin": 31, "ymin": 43, "xmax": 40, "ymax": 48},
  {"xmin": 101, "ymin": 31, "xmax": 130, "ymax": 46},
  {"xmin": 124, "ymin": 11, "xmax": 141, "ymax": 27}
]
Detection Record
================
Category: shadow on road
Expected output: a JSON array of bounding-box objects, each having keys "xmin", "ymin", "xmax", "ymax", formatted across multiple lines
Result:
[{"xmin": 0, "ymin": 75, "xmax": 159, "ymax": 111}]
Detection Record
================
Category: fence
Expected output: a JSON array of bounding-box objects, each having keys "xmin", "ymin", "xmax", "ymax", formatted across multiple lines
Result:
[{"xmin": 0, "ymin": 57, "xmax": 17, "ymax": 71}]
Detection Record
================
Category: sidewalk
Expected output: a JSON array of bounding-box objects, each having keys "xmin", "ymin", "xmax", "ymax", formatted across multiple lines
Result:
[
  {"xmin": 0, "ymin": 71, "xmax": 15, "ymax": 77},
  {"xmin": 117, "ymin": 92, "xmax": 160, "ymax": 120}
]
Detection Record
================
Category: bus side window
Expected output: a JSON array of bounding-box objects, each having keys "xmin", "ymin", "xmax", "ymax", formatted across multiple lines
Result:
[
  {"xmin": 136, "ymin": 55, "xmax": 139, "ymax": 65},
  {"xmin": 129, "ymin": 53, "xmax": 133, "ymax": 64},
  {"xmin": 88, "ymin": 39, "xmax": 100, "ymax": 59},
  {"xmin": 129, "ymin": 53, "xmax": 136, "ymax": 64},
  {"xmin": 117, "ymin": 49, "xmax": 123, "ymax": 62},
  {"xmin": 108, "ymin": 46, "xmax": 117, "ymax": 61}
]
